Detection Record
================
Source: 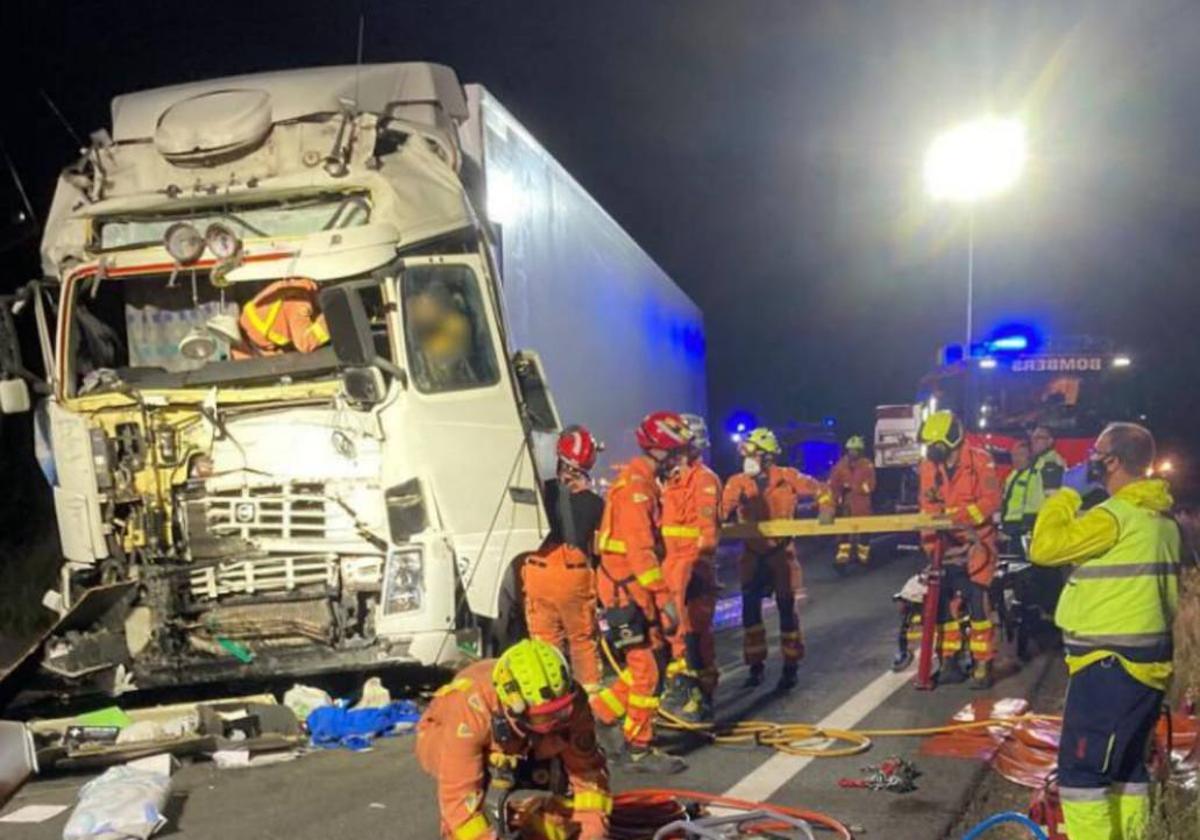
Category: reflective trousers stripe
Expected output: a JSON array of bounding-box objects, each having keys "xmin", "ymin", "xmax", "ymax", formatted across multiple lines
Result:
[
  {"xmin": 636, "ymin": 567, "xmax": 663, "ymax": 587},
  {"xmin": 572, "ymin": 790, "xmax": 613, "ymax": 814},
  {"xmin": 452, "ymin": 813, "xmax": 490, "ymax": 840},
  {"xmin": 596, "ymin": 689, "xmax": 625, "ymax": 718},
  {"xmin": 661, "ymin": 525, "xmax": 701, "ymax": 539}
]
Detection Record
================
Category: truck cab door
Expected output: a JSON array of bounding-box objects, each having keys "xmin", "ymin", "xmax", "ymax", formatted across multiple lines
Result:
[{"xmin": 394, "ymin": 255, "xmax": 544, "ymax": 617}]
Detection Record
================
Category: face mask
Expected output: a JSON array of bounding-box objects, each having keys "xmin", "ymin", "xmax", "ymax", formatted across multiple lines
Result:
[
  {"xmin": 743, "ymin": 456, "xmax": 762, "ymax": 476},
  {"xmin": 926, "ymin": 442, "xmax": 950, "ymax": 464},
  {"xmin": 1086, "ymin": 456, "xmax": 1111, "ymax": 484}
]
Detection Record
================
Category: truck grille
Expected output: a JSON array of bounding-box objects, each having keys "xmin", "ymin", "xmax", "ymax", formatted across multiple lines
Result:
[
  {"xmin": 206, "ymin": 482, "xmax": 328, "ymax": 541},
  {"xmin": 188, "ymin": 553, "xmax": 337, "ymax": 600}
]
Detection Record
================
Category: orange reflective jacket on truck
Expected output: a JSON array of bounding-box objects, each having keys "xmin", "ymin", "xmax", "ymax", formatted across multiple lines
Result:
[
  {"xmin": 595, "ymin": 456, "xmax": 664, "ymax": 606},
  {"xmin": 918, "ymin": 446, "xmax": 1002, "ymax": 585},
  {"xmin": 661, "ymin": 460, "xmax": 721, "ymax": 561},
  {"xmin": 236, "ymin": 277, "xmax": 330, "ymax": 357},
  {"xmin": 828, "ymin": 456, "xmax": 876, "ymax": 517},
  {"xmin": 416, "ymin": 660, "xmax": 610, "ymax": 840},
  {"xmin": 721, "ymin": 466, "xmax": 832, "ymax": 554}
]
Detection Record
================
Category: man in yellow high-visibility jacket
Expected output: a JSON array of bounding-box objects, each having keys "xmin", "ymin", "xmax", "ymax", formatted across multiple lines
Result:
[{"xmin": 1029, "ymin": 422, "xmax": 1179, "ymax": 840}]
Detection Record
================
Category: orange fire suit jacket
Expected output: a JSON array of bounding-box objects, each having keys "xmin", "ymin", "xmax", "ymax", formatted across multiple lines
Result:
[
  {"xmin": 416, "ymin": 660, "xmax": 610, "ymax": 840},
  {"xmin": 661, "ymin": 460, "xmax": 721, "ymax": 562},
  {"xmin": 596, "ymin": 456, "xmax": 667, "ymax": 612},
  {"xmin": 918, "ymin": 446, "xmax": 1002, "ymax": 584},
  {"xmin": 236, "ymin": 277, "xmax": 330, "ymax": 357},
  {"xmin": 828, "ymin": 456, "xmax": 876, "ymax": 517},
  {"xmin": 721, "ymin": 466, "xmax": 833, "ymax": 554}
]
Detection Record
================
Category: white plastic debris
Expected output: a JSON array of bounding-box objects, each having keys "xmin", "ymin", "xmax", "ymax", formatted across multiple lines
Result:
[
  {"xmin": 352, "ymin": 677, "xmax": 392, "ymax": 710},
  {"xmin": 62, "ymin": 763, "xmax": 171, "ymax": 840},
  {"xmin": 282, "ymin": 684, "xmax": 333, "ymax": 722}
]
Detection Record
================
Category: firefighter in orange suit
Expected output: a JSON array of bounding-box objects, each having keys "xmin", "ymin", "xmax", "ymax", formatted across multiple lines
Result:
[
  {"xmin": 522, "ymin": 426, "xmax": 606, "ymax": 697},
  {"xmin": 917, "ymin": 410, "xmax": 1003, "ymax": 688},
  {"xmin": 660, "ymin": 415, "xmax": 722, "ymax": 723},
  {"xmin": 416, "ymin": 639, "xmax": 611, "ymax": 840},
  {"xmin": 235, "ymin": 277, "xmax": 330, "ymax": 358},
  {"xmin": 721, "ymin": 427, "xmax": 834, "ymax": 691},
  {"xmin": 589, "ymin": 411, "xmax": 690, "ymax": 775},
  {"xmin": 828, "ymin": 435, "xmax": 877, "ymax": 567}
]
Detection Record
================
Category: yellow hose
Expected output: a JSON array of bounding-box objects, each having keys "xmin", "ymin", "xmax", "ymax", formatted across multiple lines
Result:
[{"xmin": 599, "ymin": 634, "xmax": 1059, "ymax": 759}]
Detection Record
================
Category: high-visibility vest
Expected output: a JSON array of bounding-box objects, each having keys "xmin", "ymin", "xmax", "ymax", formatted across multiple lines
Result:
[
  {"xmin": 1055, "ymin": 495, "xmax": 1180, "ymax": 659},
  {"xmin": 1001, "ymin": 469, "xmax": 1032, "ymax": 525},
  {"xmin": 1023, "ymin": 450, "xmax": 1066, "ymax": 517}
]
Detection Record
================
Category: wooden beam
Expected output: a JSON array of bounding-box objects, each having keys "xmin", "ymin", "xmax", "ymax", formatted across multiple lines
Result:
[{"xmin": 720, "ymin": 513, "xmax": 954, "ymax": 540}]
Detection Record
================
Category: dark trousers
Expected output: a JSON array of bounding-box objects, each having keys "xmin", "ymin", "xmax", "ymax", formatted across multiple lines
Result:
[{"xmin": 1058, "ymin": 656, "xmax": 1162, "ymax": 792}]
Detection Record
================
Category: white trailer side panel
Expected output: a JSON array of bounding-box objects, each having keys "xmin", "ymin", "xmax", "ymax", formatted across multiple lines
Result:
[{"xmin": 460, "ymin": 85, "xmax": 707, "ymax": 469}]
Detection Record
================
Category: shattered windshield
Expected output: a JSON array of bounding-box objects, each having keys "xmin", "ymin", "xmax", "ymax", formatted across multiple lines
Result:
[
  {"xmin": 67, "ymin": 268, "xmax": 392, "ymax": 395},
  {"xmin": 94, "ymin": 193, "xmax": 371, "ymax": 251}
]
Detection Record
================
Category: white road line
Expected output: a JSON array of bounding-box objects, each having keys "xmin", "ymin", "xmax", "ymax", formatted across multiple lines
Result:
[{"xmin": 720, "ymin": 666, "xmax": 915, "ymax": 803}]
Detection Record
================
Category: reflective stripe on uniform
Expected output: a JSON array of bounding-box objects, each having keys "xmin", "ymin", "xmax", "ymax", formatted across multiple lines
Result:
[
  {"xmin": 966, "ymin": 504, "xmax": 986, "ymax": 525},
  {"xmin": 597, "ymin": 532, "xmax": 627, "ymax": 554},
  {"xmin": 1064, "ymin": 631, "xmax": 1172, "ymax": 648},
  {"xmin": 596, "ymin": 688, "xmax": 626, "ymax": 718},
  {"xmin": 635, "ymin": 567, "xmax": 663, "ymax": 587},
  {"xmin": 628, "ymin": 692, "xmax": 660, "ymax": 710},
  {"xmin": 243, "ymin": 298, "xmax": 288, "ymax": 345},
  {"xmin": 661, "ymin": 525, "xmax": 701, "ymax": 539},
  {"xmin": 1071, "ymin": 562, "xmax": 1178, "ymax": 580},
  {"xmin": 1057, "ymin": 787, "xmax": 1111, "ymax": 802},
  {"xmin": 572, "ymin": 790, "xmax": 613, "ymax": 814},
  {"xmin": 434, "ymin": 677, "xmax": 475, "ymax": 697},
  {"xmin": 453, "ymin": 813, "xmax": 490, "ymax": 840},
  {"xmin": 305, "ymin": 318, "xmax": 330, "ymax": 344}
]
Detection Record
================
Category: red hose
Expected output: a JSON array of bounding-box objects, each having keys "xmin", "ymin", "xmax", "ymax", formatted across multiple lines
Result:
[{"xmin": 610, "ymin": 787, "xmax": 854, "ymax": 839}]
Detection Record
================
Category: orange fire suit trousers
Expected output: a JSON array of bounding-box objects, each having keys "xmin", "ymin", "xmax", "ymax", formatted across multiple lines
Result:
[
  {"xmin": 739, "ymin": 544, "xmax": 804, "ymax": 666},
  {"xmin": 522, "ymin": 545, "xmax": 603, "ymax": 693},
  {"xmin": 590, "ymin": 572, "xmax": 664, "ymax": 749},
  {"xmin": 663, "ymin": 554, "xmax": 718, "ymax": 692}
]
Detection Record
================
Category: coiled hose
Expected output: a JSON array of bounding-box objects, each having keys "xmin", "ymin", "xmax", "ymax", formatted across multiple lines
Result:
[
  {"xmin": 601, "ymin": 635, "xmax": 1059, "ymax": 759},
  {"xmin": 609, "ymin": 788, "xmax": 854, "ymax": 840}
]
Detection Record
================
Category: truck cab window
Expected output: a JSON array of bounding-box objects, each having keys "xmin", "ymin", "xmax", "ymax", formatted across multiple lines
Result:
[{"xmin": 400, "ymin": 265, "xmax": 499, "ymax": 393}]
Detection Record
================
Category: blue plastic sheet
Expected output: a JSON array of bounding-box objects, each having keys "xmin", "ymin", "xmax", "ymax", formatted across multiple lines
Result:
[{"xmin": 306, "ymin": 701, "xmax": 421, "ymax": 751}]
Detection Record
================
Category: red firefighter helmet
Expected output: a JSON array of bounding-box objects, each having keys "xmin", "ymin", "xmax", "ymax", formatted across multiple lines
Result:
[
  {"xmin": 635, "ymin": 411, "xmax": 693, "ymax": 454},
  {"xmin": 557, "ymin": 425, "xmax": 601, "ymax": 471}
]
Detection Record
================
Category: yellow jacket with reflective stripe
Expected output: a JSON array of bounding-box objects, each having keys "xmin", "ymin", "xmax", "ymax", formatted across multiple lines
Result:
[
  {"xmin": 1030, "ymin": 478, "xmax": 1179, "ymax": 689},
  {"xmin": 1001, "ymin": 468, "xmax": 1032, "ymax": 525},
  {"xmin": 1023, "ymin": 449, "xmax": 1066, "ymax": 517}
]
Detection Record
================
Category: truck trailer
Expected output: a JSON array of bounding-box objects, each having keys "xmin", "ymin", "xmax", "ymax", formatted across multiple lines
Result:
[{"xmin": 0, "ymin": 62, "xmax": 706, "ymax": 699}]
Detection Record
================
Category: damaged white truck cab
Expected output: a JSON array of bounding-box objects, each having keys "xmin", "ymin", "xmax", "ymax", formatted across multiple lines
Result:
[{"xmin": 6, "ymin": 63, "xmax": 561, "ymax": 694}]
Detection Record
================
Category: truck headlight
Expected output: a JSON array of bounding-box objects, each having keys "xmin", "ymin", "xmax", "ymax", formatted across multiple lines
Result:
[{"xmin": 382, "ymin": 548, "xmax": 423, "ymax": 615}]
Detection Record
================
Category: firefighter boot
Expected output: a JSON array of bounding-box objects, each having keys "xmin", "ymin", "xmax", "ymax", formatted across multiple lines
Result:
[
  {"xmin": 835, "ymin": 543, "xmax": 852, "ymax": 566},
  {"xmin": 970, "ymin": 660, "xmax": 994, "ymax": 690},
  {"xmin": 621, "ymin": 747, "xmax": 687, "ymax": 775},
  {"xmin": 660, "ymin": 669, "xmax": 688, "ymax": 713},
  {"xmin": 742, "ymin": 663, "xmax": 765, "ymax": 689},
  {"xmin": 775, "ymin": 662, "xmax": 799, "ymax": 692},
  {"xmin": 937, "ymin": 657, "xmax": 968, "ymax": 685},
  {"xmin": 674, "ymin": 682, "xmax": 713, "ymax": 726}
]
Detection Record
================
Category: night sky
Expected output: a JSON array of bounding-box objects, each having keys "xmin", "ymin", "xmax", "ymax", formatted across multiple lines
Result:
[{"xmin": 2, "ymin": 1, "xmax": 1198, "ymax": 493}]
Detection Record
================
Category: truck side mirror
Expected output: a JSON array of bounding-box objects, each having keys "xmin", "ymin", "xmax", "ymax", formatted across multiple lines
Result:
[
  {"xmin": 320, "ymin": 285, "xmax": 376, "ymax": 367},
  {"xmin": 0, "ymin": 377, "xmax": 31, "ymax": 414},
  {"xmin": 511, "ymin": 349, "xmax": 559, "ymax": 433},
  {"xmin": 319, "ymin": 283, "xmax": 406, "ymax": 400}
]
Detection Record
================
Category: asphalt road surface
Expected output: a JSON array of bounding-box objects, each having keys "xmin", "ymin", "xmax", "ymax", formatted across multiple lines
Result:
[{"xmin": 1, "ymin": 547, "xmax": 1057, "ymax": 839}]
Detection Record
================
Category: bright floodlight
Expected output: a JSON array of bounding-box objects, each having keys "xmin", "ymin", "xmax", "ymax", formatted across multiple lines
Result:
[{"xmin": 924, "ymin": 116, "xmax": 1026, "ymax": 203}]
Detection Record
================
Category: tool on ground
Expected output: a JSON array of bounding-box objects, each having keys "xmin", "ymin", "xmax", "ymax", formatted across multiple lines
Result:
[
  {"xmin": 652, "ymin": 809, "xmax": 817, "ymax": 839},
  {"xmin": 837, "ymin": 756, "xmax": 921, "ymax": 793}
]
